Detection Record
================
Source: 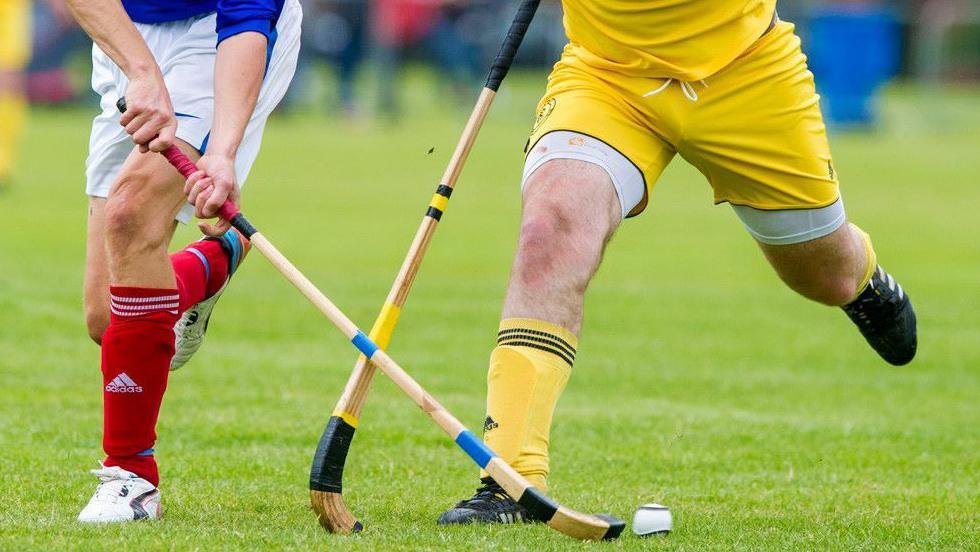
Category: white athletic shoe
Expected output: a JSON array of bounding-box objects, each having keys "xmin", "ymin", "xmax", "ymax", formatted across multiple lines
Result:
[
  {"xmin": 170, "ymin": 229, "xmax": 249, "ymax": 371},
  {"xmin": 77, "ymin": 465, "xmax": 161, "ymax": 523},
  {"xmin": 171, "ymin": 278, "xmax": 229, "ymax": 371}
]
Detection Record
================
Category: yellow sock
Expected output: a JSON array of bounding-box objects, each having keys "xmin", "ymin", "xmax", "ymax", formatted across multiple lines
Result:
[
  {"xmin": 850, "ymin": 223, "xmax": 878, "ymax": 300},
  {"xmin": 0, "ymin": 92, "xmax": 27, "ymax": 181},
  {"xmin": 480, "ymin": 318, "xmax": 577, "ymax": 491}
]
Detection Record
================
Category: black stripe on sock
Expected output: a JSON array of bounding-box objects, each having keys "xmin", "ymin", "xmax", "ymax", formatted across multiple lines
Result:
[
  {"xmin": 497, "ymin": 328, "xmax": 576, "ymax": 357},
  {"xmin": 496, "ymin": 339, "xmax": 574, "ymax": 367},
  {"xmin": 497, "ymin": 333, "xmax": 577, "ymax": 361}
]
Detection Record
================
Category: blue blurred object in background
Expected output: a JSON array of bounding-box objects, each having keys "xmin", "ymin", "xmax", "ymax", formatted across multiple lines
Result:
[{"xmin": 806, "ymin": 3, "xmax": 901, "ymax": 129}]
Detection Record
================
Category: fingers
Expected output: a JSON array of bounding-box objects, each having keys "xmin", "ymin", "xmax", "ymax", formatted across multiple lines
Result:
[
  {"xmin": 122, "ymin": 106, "xmax": 176, "ymax": 150},
  {"xmin": 193, "ymin": 182, "xmax": 216, "ymax": 218},
  {"xmin": 183, "ymin": 171, "xmax": 206, "ymax": 197},
  {"xmin": 203, "ymin": 185, "xmax": 230, "ymax": 218},
  {"xmin": 119, "ymin": 104, "xmax": 137, "ymax": 126},
  {"xmin": 197, "ymin": 219, "xmax": 231, "ymax": 237},
  {"xmin": 177, "ymin": 154, "xmax": 239, "ymax": 222},
  {"xmin": 199, "ymin": 182, "xmax": 233, "ymax": 219},
  {"xmin": 148, "ymin": 125, "xmax": 177, "ymax": 153}
]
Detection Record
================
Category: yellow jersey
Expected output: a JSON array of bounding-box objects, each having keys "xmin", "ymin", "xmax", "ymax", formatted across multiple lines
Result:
[{"xmin": 562, "ymin": 0, "xmax": 777, "ymax": 81}]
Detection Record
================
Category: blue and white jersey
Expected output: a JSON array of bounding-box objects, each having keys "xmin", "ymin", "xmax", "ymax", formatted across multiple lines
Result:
[{"xmin": 121, "ymin": 0, "xmax": 285, "ymax": 44}]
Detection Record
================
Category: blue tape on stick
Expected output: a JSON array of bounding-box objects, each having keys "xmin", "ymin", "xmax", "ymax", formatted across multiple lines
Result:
[
  {"xmin": 455, "ymin": 430, "xmax": 496, "ymax": 468},
  {"xmin": 351, "ymin": 331, "xmax": 379, "ymax": 358}
]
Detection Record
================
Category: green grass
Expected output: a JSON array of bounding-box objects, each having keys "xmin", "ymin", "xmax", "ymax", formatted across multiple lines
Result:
[{"xmin": 1, "ymin": 74, "xmax": 978, "ymax": 550}]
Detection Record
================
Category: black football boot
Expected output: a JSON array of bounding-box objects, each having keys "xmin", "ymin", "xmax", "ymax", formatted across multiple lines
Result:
[
  {"xmin": 842, "ymin": 265, "xmax": 917, "ymax": 365},
  {"xmin": 437, "ymin": 477, "xmax": 533, "ymax": 525}
]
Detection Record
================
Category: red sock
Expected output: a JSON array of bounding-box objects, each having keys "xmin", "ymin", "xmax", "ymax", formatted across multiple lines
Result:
[
  {"xmin": 101, "ymin": 286, "xmax": 181, "ymax": 487},
  {"xmin": 170, "ymin": 239, "xmax": 229, "ymax": 313}
]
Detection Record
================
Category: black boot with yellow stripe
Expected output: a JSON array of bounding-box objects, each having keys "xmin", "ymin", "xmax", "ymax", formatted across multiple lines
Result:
[
  {"xmin": 438, "ymin": 318, "xmax": 576, "ymax": 525},
  {"xmin": 437, "ymin": 477, "xmax": 532, "ymax": 525},
  {"xmin": 842, "ymin": 264, "xmax": 917, "ymax": 366}
]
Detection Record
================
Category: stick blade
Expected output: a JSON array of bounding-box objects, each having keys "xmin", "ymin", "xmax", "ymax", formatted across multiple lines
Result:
[
  {"xmin": 310, "ymin": 490, "xmax": 363, "ymax": 534},
  {"xmin": 595, "ymin": 513, "xmax": 627, "ymax": 540},
  {"xmin": 546, "ymin": 506, "xmax": 625, "ymax": 541},
  {"xmin": 487, "ymin": 461, "xmax": 625, "ymax": 540}
]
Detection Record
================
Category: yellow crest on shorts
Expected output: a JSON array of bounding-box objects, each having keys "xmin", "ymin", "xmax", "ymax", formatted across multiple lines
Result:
[{"xmin": 532, "ymin": 98, "xmax": 557, "ymax": 133}]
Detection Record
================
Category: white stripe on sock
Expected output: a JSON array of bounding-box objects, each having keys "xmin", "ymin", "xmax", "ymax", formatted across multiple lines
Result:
[
  {"xmin": 110, "ymin": 306, "xmax": 177, "ymax": 317},
  {"xmin": 110, "ymin": 301, "xmax": 179, "ymax": 311},
  {"xmin": 110, "ymin": 294, "xmax": 180, "ymax": 304}
]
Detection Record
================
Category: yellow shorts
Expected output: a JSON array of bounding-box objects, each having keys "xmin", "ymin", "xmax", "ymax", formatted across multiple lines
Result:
[
  {"xmin": 527, "ymin": 21, "xmax": 839, "ymax": 216},
  {"xmin": 0, "ymin": 0, "xmax": 31, "ymax": 70}
]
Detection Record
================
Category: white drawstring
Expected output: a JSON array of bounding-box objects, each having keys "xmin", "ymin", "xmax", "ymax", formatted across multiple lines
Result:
[{"xmin": 643, "ymin": 79, "xmax": 708, "ymax": 102}]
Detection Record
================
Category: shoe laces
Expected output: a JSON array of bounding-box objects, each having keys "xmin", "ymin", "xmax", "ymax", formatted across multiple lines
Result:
[
  {"xmin": 843, "ymin": 266, "xmax": 905, "ymax": 329},
  {"xmin": 89, "ymin": 466, "xmax": 137, "ymax": 503},
  {"xmin": 644, "ymin": 79, "xmax": 708, "ymax": 102},
  {"xmin": 455, "ymin": 478, "xmax": 511, "ymax": 511}
]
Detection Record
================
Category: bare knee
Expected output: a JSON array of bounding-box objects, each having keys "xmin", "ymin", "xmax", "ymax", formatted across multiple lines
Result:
[
  {"xmin": 513, "ymin": 161, "xmax": 619, "ymax": 292},
  {"xmin": 791, "ymin": 274, "xmax": 859, "ymax": 306},
  {"xmin": 515, "ymin": 211, "xmax": 582, "ymax": 291},
  {"xmin": 760, "ymin": 225, "xmax": 866, "ymax": 307},
  {"xmin": 104, "ymin": 171, "xmax": 172, "ymax": 259}
]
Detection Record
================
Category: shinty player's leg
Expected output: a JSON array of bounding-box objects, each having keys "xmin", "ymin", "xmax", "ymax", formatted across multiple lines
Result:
[
  {"xmin": 96, "ymin": 144, "xmax": 194, "ymax": 483},
  {"xmin": 78, "ymin": 142, "xmax": 203, "ymax": 524},
  {"xmin": 683, "ymin": 20, "xmax": 916, "ymax": 366},
  {"xmin": 438, "ymin": 159, "xmax": 622, "ymax": 526},
  {"xmin": 495, "ymin": 159, "xmax": 622, "ymax": 489}
]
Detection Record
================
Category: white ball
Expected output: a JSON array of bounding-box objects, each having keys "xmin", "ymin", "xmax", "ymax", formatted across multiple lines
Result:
[{"xmin": 632, "ymin": 503, "xmax": 672, "ymax": 536}]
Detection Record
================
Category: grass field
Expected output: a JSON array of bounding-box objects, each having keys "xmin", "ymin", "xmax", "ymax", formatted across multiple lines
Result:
[{"xmin": 1, "ymin": 73, "xmax": 978, "ymax": 550}]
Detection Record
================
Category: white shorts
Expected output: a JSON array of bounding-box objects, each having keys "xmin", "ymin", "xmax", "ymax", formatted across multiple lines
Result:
[
  {"xmin": 85, "ymin": 0, "xmax": 302, "ymax": 223},
  {"xmin": 522, "ymin": 130, "xmax": 846, "ymax": 245}
]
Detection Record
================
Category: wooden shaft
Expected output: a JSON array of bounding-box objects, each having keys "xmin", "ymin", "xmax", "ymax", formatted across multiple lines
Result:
[
  {"xmin": 438, "ymin": 88, "xmax": 496, "ymax": 196},
  {"xmin": 334, "ymin": 87, "xmax": 498, "ymax": 419},
  {"xmin": 370, "ymin": 350, "xmax": 467, "ymax": 437},
  {"xmin": 249, "ymin": 230, "xmax": 466, "ymax": 436},
  {"xmin": 249, "ymin": 233, "xmax": 359, "ymax": 340}
]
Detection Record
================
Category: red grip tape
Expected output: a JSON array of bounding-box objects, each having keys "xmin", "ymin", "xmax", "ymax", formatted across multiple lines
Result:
[
  {"xmin": 162, "ymin": 146, "xmax": 240, "ymax": 220},
  {"xmin": 163, "ymin": 146, "xmax": 199, "ymax": 179}
]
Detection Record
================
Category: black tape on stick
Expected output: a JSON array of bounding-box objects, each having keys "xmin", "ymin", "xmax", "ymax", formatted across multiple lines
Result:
[{"xmin": 485, "ymin": 0, "xmax": 541, "ymax": 92}]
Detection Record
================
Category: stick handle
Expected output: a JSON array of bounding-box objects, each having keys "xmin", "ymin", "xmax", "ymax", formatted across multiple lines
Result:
[
  {"xmin": 115, "ymin": 97, "xmax": 241, "ymax": 222},
  {"xmin": 485, "ymin": 0, "xmax": 541, "ymax": 92},
  {"xmin": 161, "ymin": 146, "xmax": 243, "ymax": 222}
]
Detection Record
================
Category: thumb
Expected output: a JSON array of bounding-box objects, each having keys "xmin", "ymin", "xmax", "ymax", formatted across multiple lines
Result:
[{"xmin": 197, "ymin": 218, "xmax": 231, "ymax": 237}]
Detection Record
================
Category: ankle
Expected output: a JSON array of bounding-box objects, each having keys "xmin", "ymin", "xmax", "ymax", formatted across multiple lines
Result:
[{"xmin": 104, "ymin": 452, "xmax": 159, "ymax": 487}]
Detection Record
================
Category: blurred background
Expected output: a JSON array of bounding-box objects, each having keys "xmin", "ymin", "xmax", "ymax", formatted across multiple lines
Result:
[{"xmin": 2, "ymin": 1, "xmax": 980, "ymax": 155}]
